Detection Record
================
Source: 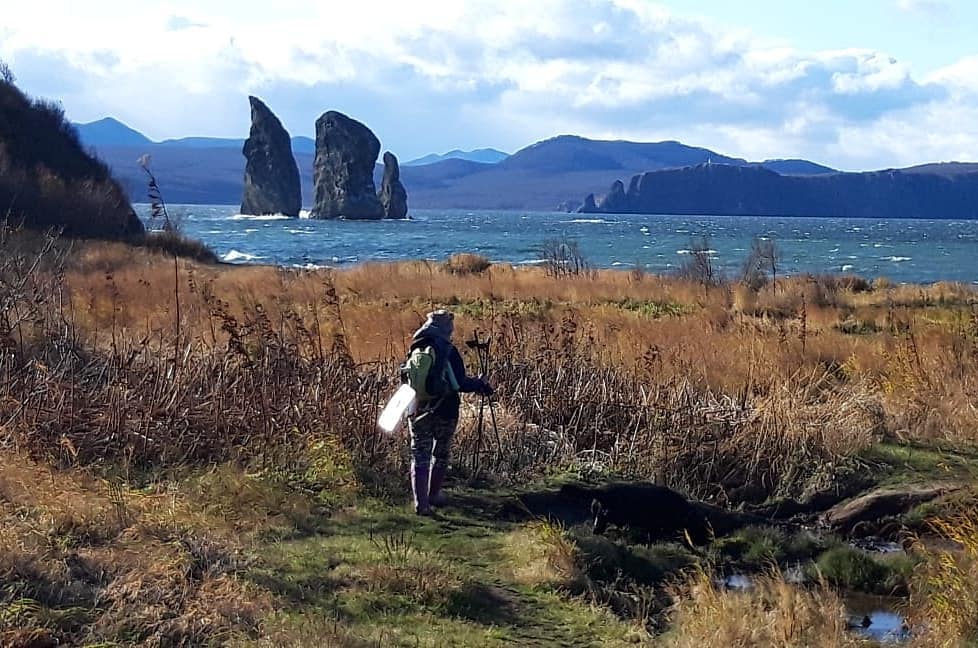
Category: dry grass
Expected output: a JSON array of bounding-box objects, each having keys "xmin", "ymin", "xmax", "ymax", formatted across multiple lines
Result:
[
  {"xmin": 664, "ymin": 569, "xmax": 862, "ymax": 647},
  {"xmin": 0, "ymin": 453, "xmax": 278, "ymax": 645},
  {"xmin": 909, "ymin": 512, "xmax": 978, "ymax": 646},
  {"xmin": 361, "ymin": 532, "xmax": 465, "ymax": 608},
  {"xmin": 503, "ymin": 521, "xmax": 584, "ymax": 589},
  {"xmin": 4, "ymin": 234, "xmax": 975, "ymax": 495}
]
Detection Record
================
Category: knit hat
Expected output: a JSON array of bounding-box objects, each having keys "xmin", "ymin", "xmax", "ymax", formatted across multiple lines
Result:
[
  {"xmin": 413, "ymin": 309, "xmax": 454, "ymax": 341},
  {"xmin": 426, "ymin": 309, "xmax": 454, "ymax": 336}
]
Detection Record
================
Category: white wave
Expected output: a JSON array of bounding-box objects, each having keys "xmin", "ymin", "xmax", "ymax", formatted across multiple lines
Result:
[
  {"xmin": 230, "ymin": 213, "xmax": 291, "ymax": 221},
  {"xmin": 562, "ymin": 218, "xmax": 610, "ymax": 224},
  {"xmin": 884, "ymin": 256, "xmax": 912, "ymax": 262},
  {"xmin": 611, "ymin": 262, "xmax": 626, "ymax": 266},
  {"xmin": 298, "ymin": 210, "xmax": 312, "ymax": 219},
  {"xmin": 841, "ymin": 264, "xmax": 854, "ymax": 272},
  {"xmin": 243, "ymin": 228, "xmax": 259, "ymax": 234},
  {"xmin": 221, "ymin": 249, "xmax": 266, "ymax": 263},
  {"xmin": 677, "ymin": 249, "xmax": 718, "ymax": 255},
  {"xmin": 517, "ymin": 259, "xmax": 547, "ymax": 265},
  {"xmin": 291, "ymin": 262, "xmax": 330, "ymax": 270}
]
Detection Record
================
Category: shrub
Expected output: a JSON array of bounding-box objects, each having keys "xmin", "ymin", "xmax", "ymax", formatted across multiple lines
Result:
[
  {"xmin": 0, "ymin": 68, "xmax": 141, "ymax": 239},
  {"xmin": 540, "ymin": 237, "xmax": 591, "ymax": 279},
  {"xmin": 676, "ymin": 236, "xmax": 723, "ymax": 289},
  {"xmin": 813, "ymin": 546, "xmax": 910, "ymax": 595},
  {"xmin": 442, "ymin": 253, "xmax": 491, "ymax": 275},
  {"xmin": 137, "ymin": 230, "xmax": 218, "ymax": 263}
]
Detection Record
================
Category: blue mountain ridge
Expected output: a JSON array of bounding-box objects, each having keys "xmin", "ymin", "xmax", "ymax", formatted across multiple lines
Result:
[
  {"xmin": 404, "ymin": 148, "xmax": 509, "ymax": 166},
  {"xmin": 73, "ymin": 118, "xmax": 978, "ymax": 217}
]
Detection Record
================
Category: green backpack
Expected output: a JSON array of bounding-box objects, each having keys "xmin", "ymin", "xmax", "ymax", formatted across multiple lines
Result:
[{"xmin": 402, "ymin": 344, "xmax": 459, "ymax": 402}]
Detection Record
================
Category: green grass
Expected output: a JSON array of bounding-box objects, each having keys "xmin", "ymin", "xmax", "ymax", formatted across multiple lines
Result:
[
  {"xmin": 613, "ymin": 299, "xmax": 691, "ymax": 319},
  {"xmin": 810, "ymin": 546, "xmax": 915, "ymax": 596},
  {"xmin": 241, "ymin": 492, "xmax": 644, "ymax": 647},
  {"xmin": 712, "ymin": 526, "xmax": 829, "ymax": 568},
  {"xmin": 860, "ymin": 441, "xmax": 978, "ymax": 486}
]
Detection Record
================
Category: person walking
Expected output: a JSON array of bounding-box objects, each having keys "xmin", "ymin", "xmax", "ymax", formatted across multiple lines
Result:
[{"xmin": 405, "ymin": 310, "xmax": 492, "ymax": 515}]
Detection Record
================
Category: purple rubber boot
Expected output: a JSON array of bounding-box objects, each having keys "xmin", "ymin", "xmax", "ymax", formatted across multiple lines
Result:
[
  {"xmin": 429, "ymin": 464, "xmax": 448, "ymax": 507},
  {"xmin": 411, "ymin": 462, "xmax": 432, "ymax": 516}
]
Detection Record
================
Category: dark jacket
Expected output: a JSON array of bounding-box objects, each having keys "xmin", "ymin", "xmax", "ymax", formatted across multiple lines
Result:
[{"xmin": 410, "ymin": 328, "xmax": 483, "ymax": 420}]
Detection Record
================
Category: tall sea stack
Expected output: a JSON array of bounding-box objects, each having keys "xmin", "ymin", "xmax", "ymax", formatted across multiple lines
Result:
[
  {"xmin": 240, "ymin": 96, "xmax": 301, "ymax": 217},
  {"xmin": 378, "ymin": 151, "xmax": 408, "ymax": 219},
  {"xmin": 311, "ymin": 111, "xmax": 384, "ymax": 219}
]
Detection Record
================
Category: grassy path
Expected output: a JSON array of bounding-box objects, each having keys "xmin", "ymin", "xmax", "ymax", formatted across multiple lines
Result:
[{"xmin": 244, "ymin": 490, "xmax": 645, "ymax": 647}]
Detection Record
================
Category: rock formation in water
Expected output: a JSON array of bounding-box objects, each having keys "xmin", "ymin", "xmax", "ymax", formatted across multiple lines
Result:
[
  {"xmin": 378, "ymin": 151, "xmax": 408, "ymax": 219},
  {"xmin": 240, "ymin": 96, "xmax": 302, "ymax": 217},
  {"xmin": 578, "ymin": 193, "xmax": 597, "ymax": 213},
  {"xmin": 597, "ymin": 179, "xmax": 628, "ymax": 212},
  {"xmin": 311, "ymin": 111, "xmax": 384, "ymax": 219}
]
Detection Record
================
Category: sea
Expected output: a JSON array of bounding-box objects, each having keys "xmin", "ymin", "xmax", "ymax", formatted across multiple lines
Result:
[{"xmin": 136, "ymin": 205, "xmax": 978, "ymax": 284}]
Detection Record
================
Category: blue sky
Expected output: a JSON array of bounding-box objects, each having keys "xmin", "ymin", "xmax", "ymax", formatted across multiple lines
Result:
[{"xmin": 2, "ymin": 0, "xmax": 977, "ymax": 169}]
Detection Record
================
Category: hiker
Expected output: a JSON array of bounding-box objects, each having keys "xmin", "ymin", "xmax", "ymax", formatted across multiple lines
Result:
[{"xmin": 404, "ymin": 310, "xmax": 492, "ymax": 515}]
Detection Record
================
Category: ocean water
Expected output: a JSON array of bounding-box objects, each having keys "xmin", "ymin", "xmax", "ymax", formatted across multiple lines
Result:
[{"xmin": 136, "ymin": 205, "xmax": 978, "ymax": 284}]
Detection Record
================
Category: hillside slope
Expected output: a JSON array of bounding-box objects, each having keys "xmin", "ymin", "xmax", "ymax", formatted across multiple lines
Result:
[{"xmin": 0, "ymin": 79, "xmax": 142, "ymax": 237}]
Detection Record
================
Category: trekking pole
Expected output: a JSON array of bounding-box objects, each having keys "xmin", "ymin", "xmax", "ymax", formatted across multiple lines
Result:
[
  {"xmin": 473, "ymin": 333, "xmax": 501, "ymax": 465},
  {"xmin": 466, "ymin": 332, "xmax": 488, "ymax": 476},
  {"xmin": 482, "ymin": 336, "xmax": 502, "ymax": 466}
]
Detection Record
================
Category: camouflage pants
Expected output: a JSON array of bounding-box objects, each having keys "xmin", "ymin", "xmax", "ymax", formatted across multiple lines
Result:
[{"xmin": 409, "ymin": 413, "xmax": 458, "ymax": 470}]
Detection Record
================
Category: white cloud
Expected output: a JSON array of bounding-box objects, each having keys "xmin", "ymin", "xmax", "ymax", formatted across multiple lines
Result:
[
  {"xmin": 0, "ymin": 0, "xmax": 975, "ymax": 168},
  {"xmin": 897, "ymin": 0, "xmax": 951, "ymax": 14}
]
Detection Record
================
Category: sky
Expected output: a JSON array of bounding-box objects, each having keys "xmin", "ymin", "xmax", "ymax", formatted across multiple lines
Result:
[{"xmin": 2, "ymin": 0, "xmax": 977, "ymax": 169}]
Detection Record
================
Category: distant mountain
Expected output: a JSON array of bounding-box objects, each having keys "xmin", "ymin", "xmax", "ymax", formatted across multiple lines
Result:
[
  {"xmin": 75, "ymin": 117, "xmax": 152, "ymax": 148},
  {"xmin": 156, "ymin": 136, "xmax": 243, "ymax": 149},
  {"xmin": 75, "ymin": 118, "xmax": 314, "ymax": 154},
  {"xmin": 290, "ymin": 136, "xmax": 315, "ymax": 155},
  {"xmin": 405, "ymin": 148, "xmax": 509, "ymax": 166},
  {"xmin": 757, "ymin": 159, "xmax": 836, "ymax": 175},
  {"xmin": 498, "ymin": 135, "xmax": 745, "ymax": 173},
  {"xmin": 155, "ymin": 135, "xmax": 316, "ymax": 154},
  {"xmin": 76, "ymin": 120, "xmax": 978, "ymax": 215},
  {"xmin": 899, "ymin": 162, "xmax": 978, "ymax": 176},
  {"xmin": 401, "ymin": 135, "xmax": 758, "ymax": 209}
]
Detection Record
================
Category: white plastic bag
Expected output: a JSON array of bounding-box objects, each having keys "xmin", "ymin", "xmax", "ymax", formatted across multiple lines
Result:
[{"xmin": 377, "ymin": 384, "xmax": 417, "ymax": 434}]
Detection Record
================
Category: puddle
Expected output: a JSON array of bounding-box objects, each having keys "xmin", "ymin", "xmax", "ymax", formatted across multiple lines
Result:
[
  {"xmin": 720, "ymin": 574, "xmax": 910, "ymax": 643},
  {"xmin": 845, "ymin": 594, "xmax": 910, "ymax": 643},
  {"xmin": 721, "ymin": 573, "xmax": 752, "ymax": 590},
  {"xmin": 851, "ymin": 537, "xmax": 904, "ymax": 554}
]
